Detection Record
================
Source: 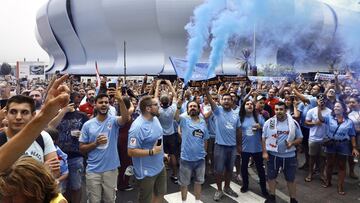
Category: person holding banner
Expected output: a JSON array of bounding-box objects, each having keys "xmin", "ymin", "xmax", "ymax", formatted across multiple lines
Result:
[
  {"xmin": 203, "ymin": 83, "xmax": 241, "ymax": 201},
  {"xmin": 262, "ymin": 101, "xmax": 303, "ymax": 203}
]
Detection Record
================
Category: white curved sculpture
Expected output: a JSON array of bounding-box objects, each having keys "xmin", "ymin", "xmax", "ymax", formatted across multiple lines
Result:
[
  {"xmin": 36, "ymin": 2, "xmax": 67, "ymax": 73},
  {"xmin": 35, "ymin": 0, "xmax": 360, "ymax": 75}
]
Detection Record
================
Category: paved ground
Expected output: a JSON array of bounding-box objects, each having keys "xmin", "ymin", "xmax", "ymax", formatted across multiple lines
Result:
[{"xmin": 81, "ymin": 154, "xmax": 360, "ymax": 203}]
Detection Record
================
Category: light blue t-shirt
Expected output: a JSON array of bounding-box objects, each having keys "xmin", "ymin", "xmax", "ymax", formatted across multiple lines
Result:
[
  {"xmin": 179, "ymin": 115, "xmax": 209, "ymax": 161},
  {"xmin": 207, "ymin": 114, "xmax": 216, "ymax": 138},
  {"xmin": 213, "ymin": 106, "xmax": 241, "ymax": 146},
  {"xmin": 158, "ymin": 103, "xmax": 176, "ymax": 135},
  {"xmin": 324, "ymin": 116, "xmax": 356, "ymax": 140},
  {"xmin": 241, "ymin": 115, "xmax": 265, "ymax": 153},
  {"xmin": 263, "ymin": 117, "xmax": 303, "ymax": 158},
  {"xmin": 306, "ymin": 106, "xmax": 332, "ymax": 142},
  {"xmin": 298, "ymin": 96, "xmax": 317, "ymax": 128},
  {"xmin": 79, "ymin": 116, "xmax": 121, "ymax": 173},
  {"xmin": 128, "ymin": 115, "xmax": 164, "ymax": 180}
]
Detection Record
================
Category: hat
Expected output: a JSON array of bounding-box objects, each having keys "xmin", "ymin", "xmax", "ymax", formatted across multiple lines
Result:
[{"xmin": 257, "ymin": 95, "xmax": 266, "ymax": 101}]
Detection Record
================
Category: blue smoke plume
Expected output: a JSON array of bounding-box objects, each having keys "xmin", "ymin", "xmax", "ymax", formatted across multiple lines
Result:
[
  {"xmin": 184, "ymin": 0, "xmax": 226, "ymax": 84},
  {"xmin": 185, "ymin": 0, "xmax": 360, "ymax": 78}
]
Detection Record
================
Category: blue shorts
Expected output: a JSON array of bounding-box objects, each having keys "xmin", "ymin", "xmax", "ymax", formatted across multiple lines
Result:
[
  {"xmin": 66, "ymin": 157, "xmax": 84, "ymax": 190},
  {"xmin": 213, "ymin": 144, "xmax": 236, "ymax": 174},
  {"xmin": 267, "ymin": 154, "xmax": 297, "ymax": 182},
  {"xmin": 325, "ymin": 141, "xmax": 351, "ymax": 156},
  {"xmin": 179, "ymin": 159, "xmax": 205, "ymax": 186}
]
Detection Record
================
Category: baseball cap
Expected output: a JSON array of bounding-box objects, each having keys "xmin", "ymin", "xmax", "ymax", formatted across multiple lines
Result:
[{"xmin": 257, "ymin": 95, "xmax": 266, "ymax": 101}]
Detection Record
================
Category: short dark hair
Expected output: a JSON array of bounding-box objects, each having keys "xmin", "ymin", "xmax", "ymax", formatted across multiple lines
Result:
[
  {"xmin": 70, "ymin": 92, "xmax": 81, "ymax": 100},
  {"xmin": 139, "ymin": 95, "xmax": 153, "ymax": 114},
  {"xmin": 6, "ymin": 95, "xmax": 36, "ymax": 113},
  {"xmin": 221, "ymin": 93, "xmax": 232, "ymax": 100},
  {"xmin": 95, "ymin": 93, "xmax": 109, "ymax": 103},
  {"xmin": 186, "ymin": 101, "xmax": 199, "ymax": 111},
  {"xmin": 332, "ymin": 101, "xmax": 348, "ymax": 119},
  {"xmin": 275, "ymin": 101, "xmax": 286, "ymax": 108}
]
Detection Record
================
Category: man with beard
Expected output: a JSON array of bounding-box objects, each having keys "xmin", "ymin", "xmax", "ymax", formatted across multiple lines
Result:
[
  {"xmin": 79, "ymin": 92, "xmax": 129, "ymax": 203},
  {"xmin": 48, "ymin": 92, "xmax": 88, "ymax": 203},
  {"xmin": 128, "ymin": 95, "xmax": 166, "ymax": 203},
  {"xmin": 29, "ymin": 90, "xmax": 43, "ymax": 112},
  {"xmin": 262, "ymin": 102, "xmax": 303, "ymax": 203},
  {"xmin": 175, "ymin": 100, "xmax": 209, "ymax": 203},
  {"xmin": 204, "ymin": 85, "xmax": 242, "ymax": 201},
  {"xmin": 79, "ymin": 89, "xmax": 96, "ymax": 118}
]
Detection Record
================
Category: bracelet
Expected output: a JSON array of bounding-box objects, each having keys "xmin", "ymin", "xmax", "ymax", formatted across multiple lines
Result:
[
  {"xmin": 149, "ymin": 149, "xmax": 154, "ymax": 156},
  {"xmin": 148, "ymin": 149, "xmax": 151, "ymax": 156}
]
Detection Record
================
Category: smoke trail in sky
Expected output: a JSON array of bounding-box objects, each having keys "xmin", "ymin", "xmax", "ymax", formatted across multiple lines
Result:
[
  {"xmin": 185, "ymin": 0, "xmax": 360, "ymax": 77},
  {"xmin": 184, "ymin": 0, "xmax": 226, "ymax": 84}
]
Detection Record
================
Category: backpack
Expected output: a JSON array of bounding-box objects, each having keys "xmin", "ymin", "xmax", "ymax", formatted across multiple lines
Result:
[{"xmin": 0, "ymin": 131, "xmax": 45, "ymax": 152}]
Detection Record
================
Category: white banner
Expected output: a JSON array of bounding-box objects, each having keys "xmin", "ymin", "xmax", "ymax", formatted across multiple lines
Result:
[
  {"xmin": 248, "ymin": 76, "xmax": 287, "ymax": 82},
  {"xmin": 314, "ymin": 73, "xmax": 350, "ymax": 81}
]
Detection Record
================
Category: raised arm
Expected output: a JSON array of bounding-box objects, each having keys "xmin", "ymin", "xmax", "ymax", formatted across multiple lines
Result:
[
  {"xmin": 154, "ymin": 80, "xmax": 161, "ymax": 100},
  {"xmin": 48, "ymin": 103, "xmax": 74, "ymax": 129},
  {"xmin": 174, "ymin": 94, "xmax": 184, "ymax": 122},
  {"xmin": 203, "ymin": 83, "xmax": 217, "ymax": 110},
  {"xmin": 0, "ymin": 75, "xmax": 70, "ymax": 172},
  {"xmin": 165, "ymin": 80, "xmax": 176, "ymax": 102},
  {"xmin": 115, "ymin": 89, "xmax": 129, "ymax": 126},
  {"xmin": 140, "ymin": 74, "xmax": 148, "ymax": 94},
  {"xmin": 291, "ymin": 83, "xmax": 310, "ymax": 104}
]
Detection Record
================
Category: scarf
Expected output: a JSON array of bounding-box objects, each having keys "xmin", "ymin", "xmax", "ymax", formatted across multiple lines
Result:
[{"xmin": 265, "ymin": 114, "xmax": 297, "ymax": 153}]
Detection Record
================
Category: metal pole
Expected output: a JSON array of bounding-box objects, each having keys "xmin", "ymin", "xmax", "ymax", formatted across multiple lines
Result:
[
  {"xmin": 253, "ymin": 23, "xmax": 256, "ymax": 67},
  {"xmin": 124, "ymin": 41, "xmax": 127, "ymax": 82}
]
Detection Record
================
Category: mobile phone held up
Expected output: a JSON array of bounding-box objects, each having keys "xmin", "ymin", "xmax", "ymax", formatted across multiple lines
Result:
[{"xmin": 108, "ymin": 83, "xmax": 116, "ymax": 89}]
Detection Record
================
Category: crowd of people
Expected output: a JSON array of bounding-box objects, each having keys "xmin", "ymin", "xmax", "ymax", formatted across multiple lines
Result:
[{"xmin": 0, "ymin": 71, "xmax": 360, "ymax": 203}]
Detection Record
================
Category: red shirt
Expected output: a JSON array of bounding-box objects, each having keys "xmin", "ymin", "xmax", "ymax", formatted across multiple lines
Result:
[
  {"xmin": 79, "ymin": 102, "xmax": 94, "ymax": 118},
  {"xmin": 265, "ymin": 97, "xmax": 279, "ymax": 113}
]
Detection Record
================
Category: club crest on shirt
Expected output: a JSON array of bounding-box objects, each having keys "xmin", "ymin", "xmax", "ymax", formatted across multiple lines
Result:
[
  {"xmin": 107, "ymin": 123, "xmax": 112, "ymax": 129},
  {"xmin": 225, "ymin": 122, "xmax": 234, "ymax": 129},
  {"xmin": 129, "ymin": 137, "xmax": 137, "ymax": 146},
  {"xmin": 192, "ymin": 129, "xmax": 204, "ymax": 138}
]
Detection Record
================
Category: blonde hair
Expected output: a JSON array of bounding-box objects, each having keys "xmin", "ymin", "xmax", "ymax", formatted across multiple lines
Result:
[{"xmin": 0, "ymin": 156, "xmax": 59, "ymax": 202}]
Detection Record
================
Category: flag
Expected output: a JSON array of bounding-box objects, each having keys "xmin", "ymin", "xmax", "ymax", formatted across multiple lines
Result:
[
  {"xmin": 95, "ymin": 61, "xmax": 101, "ymax": 95},
  {"xmin": 169, "ymin": 57, "xmax": 215, "ymax": 82}
]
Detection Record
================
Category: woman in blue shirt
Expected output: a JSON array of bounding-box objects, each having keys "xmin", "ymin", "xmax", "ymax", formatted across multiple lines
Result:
[
  {"xmin": 318, "ymin": 101, "xmax": 359, "ymax": 195},
  {"xmin": 239, "ymin": 99, "xmax": 268, "ymax": 197}
]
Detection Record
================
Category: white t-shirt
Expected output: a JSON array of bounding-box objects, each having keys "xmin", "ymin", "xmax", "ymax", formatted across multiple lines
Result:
[
  {"xmin": 8, "ymin": 131, "xmax": 57, "ymax": 163},
  {"xmin": 306, "ymin": 106, "xmax": 332, "ymax": 142},
  {"xmin": 348, "ymin": 111, "xmax": 360, "ymax": 133}
]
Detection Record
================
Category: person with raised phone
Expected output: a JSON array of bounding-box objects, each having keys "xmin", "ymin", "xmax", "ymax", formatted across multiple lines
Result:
[{"xmin": 79, "ymin": 89, "xmax": 129, "ymax": 203}]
